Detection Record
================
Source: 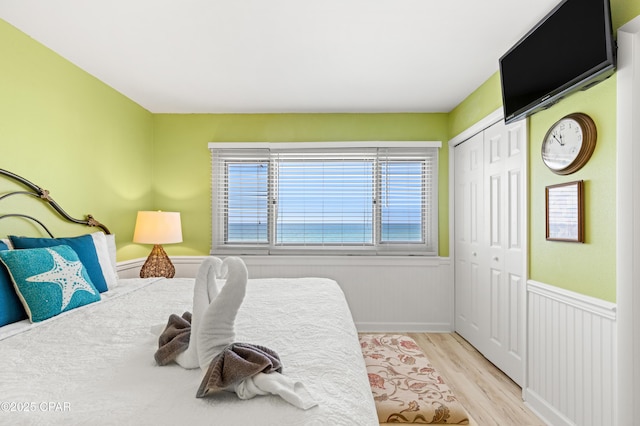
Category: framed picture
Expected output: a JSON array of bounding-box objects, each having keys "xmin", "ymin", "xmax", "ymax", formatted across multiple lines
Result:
[{"xmin": 546, "ymin": 180, "xmax": 584, "ymax": 242}]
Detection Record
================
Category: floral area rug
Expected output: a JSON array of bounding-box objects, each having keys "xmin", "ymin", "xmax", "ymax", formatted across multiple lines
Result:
[{"xmin": 359, "ymin": 334, "xmax": 469, "ymax": 424}]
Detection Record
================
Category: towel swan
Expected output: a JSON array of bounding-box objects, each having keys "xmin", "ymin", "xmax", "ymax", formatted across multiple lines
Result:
[
  {"xmin": 174, "ymin": 256, "xmax": 224, "ymax": 369},
  {"xmin": 166, "ymin": 256, "xmax": 244, "ymax": 370},
  {"xmin": 167, "ymin": 256, "xmax": 316, "ymax": 409},
  {"xmin": 196, "ymin": 256, "xmax": 248, "ymax": 370}
]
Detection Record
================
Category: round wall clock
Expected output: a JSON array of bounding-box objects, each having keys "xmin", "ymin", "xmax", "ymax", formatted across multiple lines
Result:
[{"xmin": 541, "ymin": 112, "xmax": 597, "ymax": 175}]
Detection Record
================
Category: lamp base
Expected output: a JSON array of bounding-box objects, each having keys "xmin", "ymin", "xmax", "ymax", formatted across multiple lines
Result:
[{"xmin": 139, "ymin": 244, "xmax": 175, "ymax": 278}]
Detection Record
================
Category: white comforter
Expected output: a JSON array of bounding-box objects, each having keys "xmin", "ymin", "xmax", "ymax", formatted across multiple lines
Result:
[{"xmin": 0, "ymin": 277, "xmax": 377, "ymax": 425}]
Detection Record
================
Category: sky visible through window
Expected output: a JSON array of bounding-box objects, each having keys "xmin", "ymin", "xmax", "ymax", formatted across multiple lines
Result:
[{"xmin": 226, "ymin": 160, "xmax": 424, "ymax": 244}]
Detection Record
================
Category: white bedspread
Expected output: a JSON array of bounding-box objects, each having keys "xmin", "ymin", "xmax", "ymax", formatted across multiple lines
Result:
[{"xmin": 0, "ymin": 277, "xmax": 377, "ymax": 425}]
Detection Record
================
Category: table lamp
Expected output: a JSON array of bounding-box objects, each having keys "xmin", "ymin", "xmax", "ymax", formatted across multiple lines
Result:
[{"xmin": 133, "ymin": 211, "xmax": 182, "ymax": 278}]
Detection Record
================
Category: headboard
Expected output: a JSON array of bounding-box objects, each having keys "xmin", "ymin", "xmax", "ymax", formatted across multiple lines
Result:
[{"xmin": 0, "ymin": 168, "xmax": 110, "ymax": 237}]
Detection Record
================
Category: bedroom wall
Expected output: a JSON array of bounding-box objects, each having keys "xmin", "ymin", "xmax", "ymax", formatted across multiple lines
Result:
[
  {"xmin": 149, "ymin": 114, "xmax": 455, "ymax": 332},
  {"xmin": 450, "ymin": 73, "xmax": 616, "ymax": 300},
  {"xmin": 448, "ymin": 3, "xmax": 640, "ymax": 424},
  {"xmin": 0, "ymin": 19, "xmax": 154, "ymax": 261},
  {"xmin": 152, "ymin": 113, "xmax": 451, "ymax": 257},
  {"xmin": 448, "ymin": 0, "xmax": 640, "ymax": 304}
]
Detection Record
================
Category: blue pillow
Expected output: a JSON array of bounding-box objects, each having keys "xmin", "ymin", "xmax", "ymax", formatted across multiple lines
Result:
[
  {"xmin": 0, "ymin": 245, "xmax": 101, "ymax": 323},
  {"xmin": 0, "ymin": 242, "xmax": 28, "ymax": 326},
  {"xmin": 10, "ymin": 233, "xmax": 116, "ymax": 293}
]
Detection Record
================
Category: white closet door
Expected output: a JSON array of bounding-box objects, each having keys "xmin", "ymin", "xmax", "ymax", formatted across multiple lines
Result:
[
  {"xmin": 454, "ymin": 119, "xmax": 526, "ymax": 386},
  {"xmin": 482, "ymin": 119, "xmax": 526, "ymax": 385},
  {"xmin": 454, "ymin": 131, "xmax": 487, "ymax": 353}
]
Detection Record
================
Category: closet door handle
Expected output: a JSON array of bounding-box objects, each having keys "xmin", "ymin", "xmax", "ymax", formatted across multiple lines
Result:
[
  {"xmin": 493, "ymin": 256, "xmax": 499, "ymax": 262},
  {"xmin": 472, "ymin": 252, "xmax": 477, "ymax": 257}
]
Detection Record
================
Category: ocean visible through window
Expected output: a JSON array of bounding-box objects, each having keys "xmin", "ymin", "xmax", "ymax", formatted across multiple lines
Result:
[{"xmin": 211, "ymin": 142, "xmax": 439, "ymax": 254}]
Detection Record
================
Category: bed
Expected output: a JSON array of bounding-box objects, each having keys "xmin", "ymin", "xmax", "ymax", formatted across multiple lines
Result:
[{"xmin": 0, "ymin": 169, "xmax": 378, "ymax": 425}]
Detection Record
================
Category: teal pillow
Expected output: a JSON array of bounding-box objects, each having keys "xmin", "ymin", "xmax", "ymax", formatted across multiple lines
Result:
[
  {"xmin": 0, "ymin": 245, "xmax": 101, "ymax": 323},
  {"xmin": 0, "ymin": 241, "xmax": 28, "ymax": 326},
  {"xmin": 10, "ymin": 233, "xmax": 117, "ymax": 293}
]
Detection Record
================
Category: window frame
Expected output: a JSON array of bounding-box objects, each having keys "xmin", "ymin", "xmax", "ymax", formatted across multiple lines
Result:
[{"xmin": 210, "ymin": 141, "xmax": 440, "ymax": 256}]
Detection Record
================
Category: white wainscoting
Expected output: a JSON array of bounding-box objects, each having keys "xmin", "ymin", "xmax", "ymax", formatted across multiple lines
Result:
[
  {"xmin": 117, "ymin": 255, "xmax": 454, "ymax": 332},
  {"xmin": 525, "ymin": 280, "xmax": 617, "ymax": 426}
]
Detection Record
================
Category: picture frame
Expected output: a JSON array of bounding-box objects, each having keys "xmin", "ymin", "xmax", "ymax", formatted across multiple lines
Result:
[{"xmin": 545, "ymin": 180, "xmax": 584, "ymax": 243}]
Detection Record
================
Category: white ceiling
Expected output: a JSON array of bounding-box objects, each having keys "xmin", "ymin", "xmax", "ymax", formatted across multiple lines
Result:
[{"xmin": 0, "ymin": 0, "xmax": 560, "ymax": 113}]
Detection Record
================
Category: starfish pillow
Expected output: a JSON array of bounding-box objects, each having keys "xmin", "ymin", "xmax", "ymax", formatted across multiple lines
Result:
[{"xmin": 0, "ymin": 245, "xmax": 101, "ymax": 322}]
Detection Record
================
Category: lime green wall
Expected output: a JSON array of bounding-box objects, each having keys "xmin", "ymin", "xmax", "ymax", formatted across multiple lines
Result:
[
  {"xmin": 4, "ymin": 0, "xmax": 639, "ymax": 288},
  {"xmin": 153, "ymin": 113, "xmax": 450, "ymax": 257},
  {"xmin": 529, "ymin": 77, "xmax": 617, "ymax": 302},
  {"xmin": 448, "ymin": 73, "xmax": 503, "ymax": 139},
  {"xmin": 611, "ymin": 0, "xmax": 640, "ymax": 29},
  {"xmin": 0, "ymin": 19, "xmax": 154, "ymax": 261},
  {"xmin": 450, "ymin": 72, "xmax": 617, "ymax": 302},
  {"xmin": 447, "ymin": 1, "xmax": 640, "ymax": 303}
]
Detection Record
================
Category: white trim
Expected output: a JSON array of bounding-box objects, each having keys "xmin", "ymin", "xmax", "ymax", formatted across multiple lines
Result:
[
  {"xmin": 527, "ymin": 280, "xmax": 617, "ymax": 320},
  {"xmin": 116, "ymin": 256, "xmax": 204, "ymax": 279},
  {"xmin": 448, "ymin": 108, "xmax": 529, "ymax": 392},
  {"xmin": 447, "ymin": 107, "xmax": 504, "ymax": 148},
  {"xmin": 240, "ymin": 254, "xmax": 450, "ymax": 267},
  {"xmin": 524, "ymin": 389, "xmax": 574, "ymax": 426},
  {"xmin": 526, "ymin": 279, "xmax": 617, "ymax": 426},
  {"xmin": 210, "ymin": 144, "xmax": 440, "ymax": 256},
  {"xmin": 128, "ymin": 254, "xmax": 451, "ymax": 270},
  {"xmin": 208, "ymin": 141, "xmax": 442, "ymax": 150},
  {"xmin": 356, "ymin": 322, "xmax": 453, "ymax": 333},
  {"xmin": 616, "ymin": 14, "xmax": 640, "ymax": 426},
  {"xmin": 115, "ymin": 258, "xmax": 144, "ymax": 277},
  {"xmin": 447, "ymin": 107, "xmax": 507, "ymax": 287},
  {"xmin": 116, "ymin": 255, "xmax": 454, "ymax": 333}
]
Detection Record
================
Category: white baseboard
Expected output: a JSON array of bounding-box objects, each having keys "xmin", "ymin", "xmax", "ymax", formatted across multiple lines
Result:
[
  {"xmin": 356, "ymin": 322, "xmax": 453, "ymax": 333},
  {"xmin": 524, "ymin": 389, "xmax": 573, "ymax": 426}
]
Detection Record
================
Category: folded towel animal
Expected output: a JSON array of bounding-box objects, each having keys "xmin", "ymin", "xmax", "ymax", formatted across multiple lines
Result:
[
  {"xmin": 154, "ymin": 256, "xmax": 317, "ymax": 410},
  {"xmin": 196, "ymin": 342, "xmax": 282, "ymax": 397},
  {"xmin": 154, "ymin": 312, "xmax": 192, "ymax": 366},
  {"xmin": 196, "ymin": 256, "xmax": 247, "ymax": 370},
  {"xmin": 235, "ymin": 370, "xmax": 318, "ymax": 410},
  {"xmin": 175, "ymin": 257, "xmax": 223, "ymax": 369}
]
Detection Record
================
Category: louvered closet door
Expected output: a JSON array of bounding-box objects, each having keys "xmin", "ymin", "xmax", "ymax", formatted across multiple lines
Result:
[{"xmin": 454, "ymin": 119, "xmax": 526, "ymax": 387}]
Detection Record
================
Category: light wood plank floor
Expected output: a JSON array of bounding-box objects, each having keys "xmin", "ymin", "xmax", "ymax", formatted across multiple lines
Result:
[{"xmin": 407, "ymin": 333, "xmax": 544, "ymax": 426}]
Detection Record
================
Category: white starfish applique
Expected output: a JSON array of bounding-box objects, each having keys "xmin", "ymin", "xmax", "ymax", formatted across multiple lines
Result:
[{"xmin": 26, "ymin": 248, "xmax": 96, "ymax": 311}]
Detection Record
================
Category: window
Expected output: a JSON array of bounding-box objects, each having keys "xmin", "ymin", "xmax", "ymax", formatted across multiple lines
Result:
[{"xmin": 210, "ymin": 142, "xmax": 440, "ymax": 255}]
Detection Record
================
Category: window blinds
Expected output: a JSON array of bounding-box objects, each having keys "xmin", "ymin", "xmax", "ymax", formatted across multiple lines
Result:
[{"xmin": 210, "ymin": 143, "xmax": 439, "ymax": 255}]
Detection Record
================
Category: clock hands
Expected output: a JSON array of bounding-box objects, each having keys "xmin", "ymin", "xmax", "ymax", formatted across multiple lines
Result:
[{"xmin": 551, "ymin": 132, "xmax": 565, "ymax": 146}]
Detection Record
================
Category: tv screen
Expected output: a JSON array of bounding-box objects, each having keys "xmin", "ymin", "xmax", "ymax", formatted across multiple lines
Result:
[{"xmin": 499, "ymin": 0, "xmax": 616, "ymax": 124}]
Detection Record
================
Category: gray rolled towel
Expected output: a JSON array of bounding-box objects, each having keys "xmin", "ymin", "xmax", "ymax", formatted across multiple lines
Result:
[
  {"xmin": 196, "ymin": 343, "xmax": 282, "ymax": 398},
  {"xmin": 154, "ymin": 312, "xmax": 192, "ymax": 366}
]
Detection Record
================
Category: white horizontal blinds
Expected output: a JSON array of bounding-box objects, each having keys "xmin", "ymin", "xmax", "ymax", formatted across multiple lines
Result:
[
  {"xmin": 210, "ymin": 142, "xmax": 439, "ymax": 254},
  {"xmin": 378, "ymin": 148, "xmax": 436, "ymax": 251},
  {"xmin": 272, "ymin": 149, "xmax": 376, "ymax": 246},
  {"xmin": 211, "ymin": 148, "xmax": 270, "ymax": 246}
]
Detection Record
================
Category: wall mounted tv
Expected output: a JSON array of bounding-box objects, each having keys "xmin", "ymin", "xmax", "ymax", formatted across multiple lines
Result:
[{"xmin": 499, "ymin": 0, "xmax": 616, "ymax": 124}]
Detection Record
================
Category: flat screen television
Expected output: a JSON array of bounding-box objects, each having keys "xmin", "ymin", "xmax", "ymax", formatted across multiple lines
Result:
[{"xmin": 499, "ymin": 0, "xmax": 616, "ymax": 124}]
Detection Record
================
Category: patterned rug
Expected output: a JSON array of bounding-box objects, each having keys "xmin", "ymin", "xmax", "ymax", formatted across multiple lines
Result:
[{"xmin": 360, "ymin": 334, "xmax": 470, "ymax": 424}]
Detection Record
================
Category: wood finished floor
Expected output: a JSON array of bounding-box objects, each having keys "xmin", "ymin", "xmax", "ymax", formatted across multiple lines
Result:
[{"xmin": 407, "ymin": 333, "xmax": 544, "ymax": 426}]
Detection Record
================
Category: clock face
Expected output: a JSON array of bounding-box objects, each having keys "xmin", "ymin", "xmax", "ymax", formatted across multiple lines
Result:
[{"xmin": 542, "ymin": 118, "xmax": 584, "ymax": 171}]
